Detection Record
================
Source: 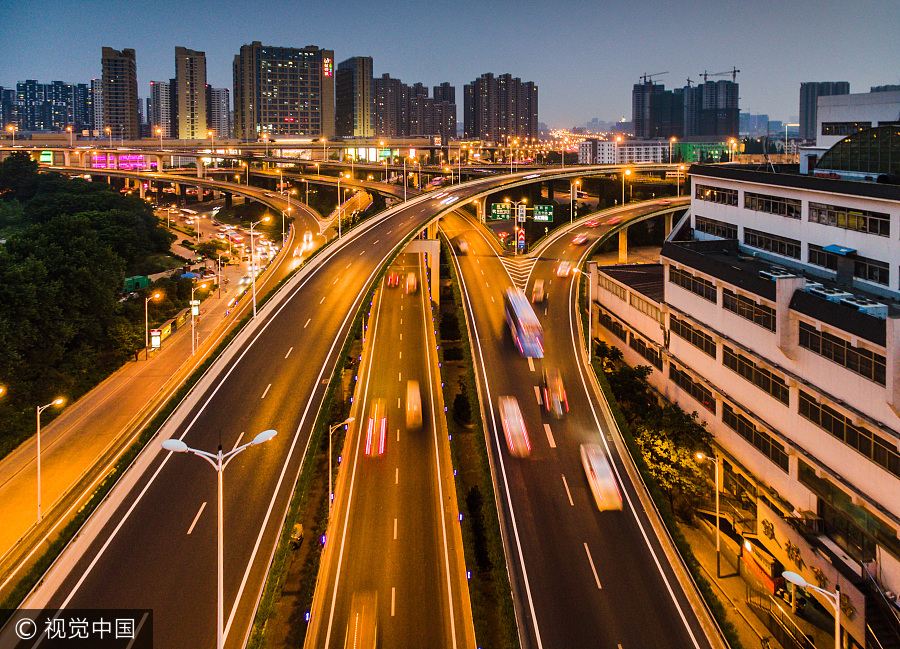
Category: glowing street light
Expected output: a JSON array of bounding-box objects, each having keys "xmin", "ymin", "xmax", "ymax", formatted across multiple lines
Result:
[
  {"xmin": 781, "ymin": 571, "xmax": 843, "ymax": 649},
  {"xmin": 249, "ymin": 217, "xmax": 270, "ymax": 318},
  {"xmin": 145, "ymin": 292, "xmax": 162, "ymax": 360},
  {"xmin": 622, "ymin": 169, "xmax": 631, "ymax": 205},
  {"xmin": 6, "ymin": 124, "xmax": 15, "ymax": 146},
  {"xmin": 37, "ymin": 398, "xmax": 66, "ymax": 521}
]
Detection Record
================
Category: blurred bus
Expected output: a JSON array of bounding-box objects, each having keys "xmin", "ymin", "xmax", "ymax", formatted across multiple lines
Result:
[
  {"xmin": 406, "ymin": 380, "xmax": 422, "ymax": 431},
  {"xmin": 503, "ymin": 288, "xmax": 543, "ymax": 358},
  {"xmin": 580, "ymin": 443, "xmax": 623, "ymax": 511},
  {"xmin": 344, "ymin": 590, "xmax": 377, "ymax": 649},
  {"xmin": 499, "ymin": 396, "xmax": 530, "ymax": 457}
]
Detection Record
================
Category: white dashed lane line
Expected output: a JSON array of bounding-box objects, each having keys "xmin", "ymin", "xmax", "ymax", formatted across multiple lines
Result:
[
  {"xmin": 585, "ymin": 543, "xmax": 602, "ymax": 589},
  {"xmin": 261, "ymin": 383, "xmax": 271, "ymax": 399},
  {"xmin": 285, "ymin": 347, "xmax": 293, "ymax": 358},
  {"xmin": 187, "ymin": 502, "xmax": 207, "ymax": 535},
  {"xmin": 544, "ymin": 424, "xmax": 556, "ymax": 448},
  {"xmin": 561, "ymin": 474, "xmax": 573, "ymax": 505}
]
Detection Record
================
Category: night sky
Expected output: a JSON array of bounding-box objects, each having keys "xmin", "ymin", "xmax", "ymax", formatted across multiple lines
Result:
[{"xmin": 2, "ymin": 0, "xmax": 897, "ymax": 129}]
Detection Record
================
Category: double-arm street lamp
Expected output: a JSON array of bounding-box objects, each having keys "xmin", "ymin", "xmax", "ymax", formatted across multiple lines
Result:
[
  {"xmin": 37, "ymin": 398, "xmax": 65, "ymax": 521},
  {"xmin": 696, "ymin": 452, "xmax": 721, "ymax": 576},
  {"xmin": 329, "ymin": 418, "xmax": 355, "ymax": 514},
  {"xmin": 191, "ymin": 283, "xmax": 208, "ymax": 355},
  {"xmin": 782, "ymin": 571, "xmax": 842, "ymax": 649},
  {"xmin": 145, "ymin": 292, "xmax": 162, "ymax": 360},
  {"xmin": 622, "ymin": 169, "xmax": 631, "ymax": 205},
  {"xmin": 162, "ymin": 429, "xmax": 277, "ymax": 649},
  {"xmin": 249, "ymin": 217, "xmax": 270, "ymax": 319}
]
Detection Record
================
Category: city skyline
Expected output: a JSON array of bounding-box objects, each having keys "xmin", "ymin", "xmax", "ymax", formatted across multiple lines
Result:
[{"xmin": 1, "ymin": 0, "xmax": 898, "ymax": 129}]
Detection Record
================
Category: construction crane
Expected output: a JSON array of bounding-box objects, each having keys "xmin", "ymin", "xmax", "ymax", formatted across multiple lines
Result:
[
  {"xmin": 686, "ymin": 77, "xmax": 694, "ymax": 88},
  {"xmin": 639, "ymin": 71, "xmax": 669, "ymax": 84},
  {"xmin": 700, "ymin": 67, "xmax": 740, "ymax": 83}
]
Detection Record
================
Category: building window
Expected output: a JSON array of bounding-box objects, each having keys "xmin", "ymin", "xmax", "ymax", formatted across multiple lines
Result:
[
  {"xmin": 853, "ymin": 255, "xmax": 890, "ymax": 286},
  {"xmin": 669, "ymin": 266, "xmax": 717, "ymax": 303},
  {"xmin": 670, "ymin": 314, "xmax": 717, "ymax": 357},
  {"xmin": 598, "ymin": 275, "xmax": 627, "ymax": 301},
  {"xmin": 808, "ymin": 244, "xmax": 838, "ymax": 271},
  {"xmin": 743, "ymin": 228, "xmax": 801, "ymax": 259},
  {"xmin": 723, "ymin": 289, "xmax": 776, "ymax": 332},
  {"xmin": 821, "ymin": 122, "xmax": 872, "ymax": 136},
  {"xmin": 695, "ymin": 184, "xmax": 738, "ymax": 206},
  {"xmin": 798, "ymin": 322, "xmax": 886, "ymax": 385},
  {"xmin": 723, "ymin": 345, "xmax": 789, "ymax": 404},
  {"xmin": 629, "ymin": 334, "xmax": 663, "ymax": 370},
  {"xmin": 808, "ymin": 202, "xmax": 890, "ymax": 237},
  {"xmin": 744, "ymin": 192, "xmax": 802, "ymax": 219},
  {"xmin": 598, "ymin": 310, "xmax": 627, "ymax": 343},
  {"xmin": 722, "ymin": 403, "xmax": 789, "ymax": 472},
  {"xmin": 695, "ymin": 216, "xmax": 738, "ymax": 239},
  {"xmin": 669, "ymin": 363, "xmax": 716, "ymax": 413},
  {"xmin": 630, "ymin": 293, "xmax": 663, "ymax": 323}
]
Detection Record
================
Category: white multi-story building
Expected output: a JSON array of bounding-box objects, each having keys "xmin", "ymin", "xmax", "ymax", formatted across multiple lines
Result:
[
  {"xmin": 149, "ymin": 81, "xmax": 171, "ymax": 138},
  {"xmin": 578, "ymin": 138, "xmax": 668, "ymax": 164},
  {"xmin": 591, "ymin": 162, "xmax": 900, "ymax": 649}
]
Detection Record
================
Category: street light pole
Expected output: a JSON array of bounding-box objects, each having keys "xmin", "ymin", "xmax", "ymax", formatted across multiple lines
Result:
[
  {"xmin": 145, "ymin": 292, "xmax": 162, "ymax": 360},
  {"xmin": 191, "ymin": 282, "xmax": 207, "ymax": 355},
  {"xmin": 37, "ymin": 398, "xmax": 65, "ymax": 521},
  {"xmin": 249, "ymin": 217, "xmax": 270, "ymax": 319},
  {"xmin": 622, "ymin": 169, "xmax": 631, "ymax": 205},
  {"xmin": 328, "ymin": 417, "xmax": 355, "ymax": 514},
  {"xmin": 782, "ymin": 571, "xmax": 842, "ymax": 649},
  {"xmin": 677, "ymin": 165, "xmax": 685, "ymax": 197},
  {"xmin": 697, "ymin": 452, "xmax": 722, "ymax": 577},
  {"xmin": 161, "ymin": 429, "xmax": 277, "ymax": 649},
  {"xmin": 570, "ymin": 180, "xmax": 580, "ymax": 223}
]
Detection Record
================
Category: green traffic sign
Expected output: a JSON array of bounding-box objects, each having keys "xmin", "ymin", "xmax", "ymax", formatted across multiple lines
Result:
[
  {"xmin": 533, "ymin": 205, "xmax": 554, "ymax": 222},
  {"xmin": 490, "ymin": 203, "xmax": 512, "ymax": 220}
]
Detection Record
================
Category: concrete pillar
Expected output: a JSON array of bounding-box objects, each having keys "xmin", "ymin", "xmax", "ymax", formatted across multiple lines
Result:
[
  {"xmin": 225, "ymin": 192, "xmax": 233, "ymax": 208},
  {"xmin": 547, "ymin": 180, "xmax": 554, "ymax": 202},
  {"xmin": 775, "ymin": 276, "xmax": 806, "ymax": 360},
  {"xmin": 156, "ymin": 155, "xmax": 164, "ymax": 172},
  {"xmin": 112, "ymin": 153, "xmax": 120, "ymax": 170},
  {"xmin": 63, "ymin": 151, "xmax": 70, "ymax": 167},
  {"xmin": 139, "ymin": 182, "xmax": 146, "ymax": 199},
  {"xmin": 426, "ymin": 220, "xmax": 438, "ymax": 239},
  {"xmin": 886, "ymin": 315, "xmax": 900, "ymax": 415},
  {"xmin": 196, "ymin": 160, "xmax": 205, "ymax": 178},
  {"xmin": 618, "ymin": 227, "xmax": 628, "ymax": 264},
  {"xmin": 665, "ymin": 212, "xmax": 673, "ymax": 236}
]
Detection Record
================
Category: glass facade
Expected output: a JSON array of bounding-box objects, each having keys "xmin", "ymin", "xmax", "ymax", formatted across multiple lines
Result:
[{"xmin": 817, "ymin": 124, "xmax": 900, "ymax": 176}]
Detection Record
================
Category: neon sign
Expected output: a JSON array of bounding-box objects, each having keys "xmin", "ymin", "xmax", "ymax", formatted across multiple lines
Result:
[{"xmin": 323, "ymin": 58, "xmax": 333, "ymax": 77}]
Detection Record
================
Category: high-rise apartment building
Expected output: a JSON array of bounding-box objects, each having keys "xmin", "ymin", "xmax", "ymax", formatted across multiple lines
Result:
[
  {"xmin": 799, "ymin": 81, "xmax": 850, "ymax": 140},
  {"xmin": 373, "ymin": 74, "xmax": 456, "ymax": 140},
  {"xmin": 374, "ymin": 73, "xmax": 406, "ymax": 138},
  {"xmin": 101, "ymin": 47, "xmax": 139, "ymax": 140},
  {"xmin": 149, "ymin": 81, "xmax": 172, "ymax": 137},
  {"xmin": 433, "ymin": 82, "xmax": 457, "ymax": 142},
  {"xmin": 91, "ymin": 78, "xmax": 104, "ymax": 134},
  {"xmin": 0, "ymin": 88, "xmax": 15, "ymax": 130},
  {"xmin": 632, "ymin": 80, "xmax": 684, "ymax": 139},
  {"xmin": 74, "ymin": 83, "xmax": 92, "ymax": 132},
  {"xmin": 233, "ymin": 41, "xmax": 335, "ymax": 140},
  {"xmin": 463, "ymin": 73, "xmax": 538, "ymax": 143},
  {"xmin": 683, "ymin": 80, "xmax": 739, "ymax": 138},
  {"xmin": 207, "ymin": 86, "xmax": 231, "ymax": 139},
  {"xmin": 174, "ymin": 47, "xmax": 207, "ymax": 140},
  {"xmin": 335, "ymin": 56, "xmax": 373, "ymax": 137}
]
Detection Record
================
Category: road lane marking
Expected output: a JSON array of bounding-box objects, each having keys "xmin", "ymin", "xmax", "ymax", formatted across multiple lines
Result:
[
  {"xmin": 345, "ymin": 262, "xmax": 351, "ymax": 269},
  {"xmin": 544, "ymin": 424, "xmax": 556, "ymax": 448},
  {"xmin": 527, "ymin": 357, "xmax": 535, "ymax": 372},
  {"xmin": 562, "ymin": 474, "xmax": 573, "ymax": 505},
  {"xmin": 285, "ymin": 346, "xmax": 293, "ymax": 358},
  {"xmin": 231, "ymin": 432, "xmax": 244, "ymax": 452},
  {"xmin": 480, "ymin": 269, "xmax": 484, "ymax": 275},
  {"xmin": 187, "ymin": 501, "xmax": 207, "ymax": 535},
  {"xmin": 398, "ymin": 372, "xmax": 401, "ymax": 381},
  {"xmin": 393, "ymin": 518, "xmax": 397, "ymax": 539},
  {"xmin": 304, "ymin": 319, "xmax": 310, "ymax": 328},
  {"xmin": 359, "ymin": 250, "xmax": 365, "ymax": 255},
  {"xmin": 399, "ymin": 351, "xmax": 402, "ymax": 359},
  {"xmin": 584, "ymin": 543, "xmax": 602, "ymax": 589},
  {"xmin": 319, "ymin": 296, "xmax": 325, "ymax": 304},
  {"xmin": 396, "ymin": 429, "xmax": 400, "ymax": 441},
  {"xmin": 333, "ymin": 277, "xmax": 339, "ymax": 284},
  {"xmin": 398, "ymin": 398, "xmax": 401, "ymax": 408},
  {"xmin": 391, "ymin": 587, "xmax": 396, "ymax": 616},
  {"xmin": 261, "ymin": 383, "xmax": 271, "ymax": 399},
  {"xmin": 533, "ymin": 385, "xmax": 542, "ymax": 405},
  {"xmin": 490, "ymin": 296, "xmax": 494, "ymax": 303},
  {"xmin": 395, "ymin": 467, "xmax": 399, "ymax": 484},
  {"xmin": 399, "ymin": 333, "xmax": 402, "ymax": 340},
  {"xmin": 374, "ymin": 239, "xmax": 379, "ymax": 244}
]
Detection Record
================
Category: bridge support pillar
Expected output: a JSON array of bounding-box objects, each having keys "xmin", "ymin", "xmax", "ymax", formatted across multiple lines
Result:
[
  {"xmin": 225, "ymin": 192, "xmax": 233, "ymax": 208},
  {"xmin": 139, "ymin": 182, "xmax": 146, "ymax": 199},
  {"xmin": 156, "ymin": 155, "xmax": 164, "ymax": 172},
  {"xmin": 196, "ymin": 160, "xmax": 205, "ymax": 178},
  {"xmin": 618, "ymin": 228, "xmax": 628, "ymax": 264},
  {"xmin": 665, "ymin": 212, "xmax": 673, "ymax": 236},
  {"xmin": 546, "ymin": 180, "xmax": 554, "ymax": 202},
  {"xmin": 63, "ymin": 151, "xmax": 70, "ymax": 166},
  {"xmin": 112, "ymin": 153, "xmax": 120, "ymax": 170},
  {"xmin": 426, "ymin": 220, "xmax": 438, "ymax": 240}
]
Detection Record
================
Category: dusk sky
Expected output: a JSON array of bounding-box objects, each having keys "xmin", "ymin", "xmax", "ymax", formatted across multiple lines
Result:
[{"xmin": 2, "ymin": 0, "xmax": 897, "ymax": 129}]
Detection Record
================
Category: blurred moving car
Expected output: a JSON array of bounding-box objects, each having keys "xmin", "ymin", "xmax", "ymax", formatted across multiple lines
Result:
[
  {"xmin": 542, "ymin": 367, "xmax": 568, "ymax": 418},
  {"xmin": 499, "ymin": 396, "xmax": 530, "ymax": 457},
  {"xmin": 366, "ymin": 398, "xmax": 387, "ymax": 456},
  {"xmin": 572, "ymin": 234, "xmax": 588, "ymax": 244},
  {"xmin": 303, "ymin": 230, "xmax": 313, "ymax": 245},
  {"xmin": 585, "ymin": 219, "xmax": 600, "ymax": 228},
  {"xmin": 405, "ymin": 272, "xmax": 418, "ymax": 294},
  {"xmin": 531, "ymin": 279, "xmax": 545, "ymax": 304},
  {"xmin": 580, "ymin": 443, "xmax": 623, "ymax": 511},
  {"xmin": 387, "ymin": 272, "xmax": 400, "ymax": 288},
  {"xmin": 556, "ymin": 261, "xmax": 572, "ymax": 277},
  {"xmin": 458, "ymin": 240, "xmax": 469, "ymax": 254},
  {"xmin": 406, "ymin": 380, "xmax": 422, "ymax": 431}
]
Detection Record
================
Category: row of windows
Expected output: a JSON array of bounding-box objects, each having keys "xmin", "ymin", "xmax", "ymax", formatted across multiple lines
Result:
[
  {"xmin": 799, "ymin": 391, "xmax": 900, "ymax": 478},
  {"xmin": 855, "ymin": 256, "xmax": 890, "ymax": 285},
  {"xmin": 722, "ymin": 404, "xmax": 789, "ymax": 472},
  {"xmin": 695, "ymin": 184, "xmax": 738, "ymax": 206},
  {"xmin": 722, "ymin": 289, "xmax": 776, "ymax": 332},
  {"xmin": 669, "ymin": 266, "xmax": 717, "ymax": 303},
  {"xmin": 743, "ymin": 227, "xmax": 801, "ymax": 259},
  {"xmin": 821, "ymin": 121, "xmax": 871, "ymax": 136},
  {"xmin": 695, "ymin": 216, "xmax": 737, "ymax": 239},
  {"xmin": 630, "ymin": 293, "xmax": 662, "ymax": 323},
  {"xmin": 808, "ymin": 202, "xmax": 890, "ymax": 237},
  {"xmin": 798, "ymin": 322, "xmax": 886, "ymax": 385},
  {"xmin": 629, "ymin": 334, "xmax": 663, "ymax": 370},
  {"xmin": 670, "ymin": 314, "xmax": 717, "ymax": 357},
  {"xmin": 744, "ymin": 192, "xmax": 802, "ymax": 219},
  {"xmin": 598, "ymin": 275, "xmax": 627, "ymax": 301},
  {"xmin": 808, "ymin": 243, "xmax": 838, "ymax": 271},
  {"xmin": 598, "ymin": 310, "xmax": 627, "ymax": 343},
  {"xmin": 723, "ymin": 345, "xmax": 790, "ymax": 404},
  {"xmin": 669, "ymin": 363, "xmax": 716, "ymax": 413}
]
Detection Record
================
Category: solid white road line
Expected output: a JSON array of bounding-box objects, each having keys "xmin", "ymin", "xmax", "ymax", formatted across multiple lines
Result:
[
  {"xmin": 391, "ymin": 587, "xmax": 396, "ymax": 616},
  {"xmin": 584, "ymin": 543, "xmax": 602, "ymax": 589},
  {"xmin": 285, "ymin": 346, "xmax": 293, "ymax": 358},
  {"xmin": 561, "ymin": 474, "xmax": 573, "ymax": 506},
  {"xmin": 544, "ymin": 424, "xmax": 556, "ymax": 449},
  {"xmin": 261, "ymin": 383, "xmax": 271, "ymax": 399},
  {"xmin": 187, "ymin": 502, "xmax": 207, "ymax": 535}
]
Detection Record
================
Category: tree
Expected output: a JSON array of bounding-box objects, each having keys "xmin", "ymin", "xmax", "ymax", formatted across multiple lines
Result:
[
  {"xmin": 0, "ymin": 151, "xmax": 39, "ymax": 196},
  {"xmin": 635, "ymin": 426, "xmax": 705, "ymax": 517}
]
